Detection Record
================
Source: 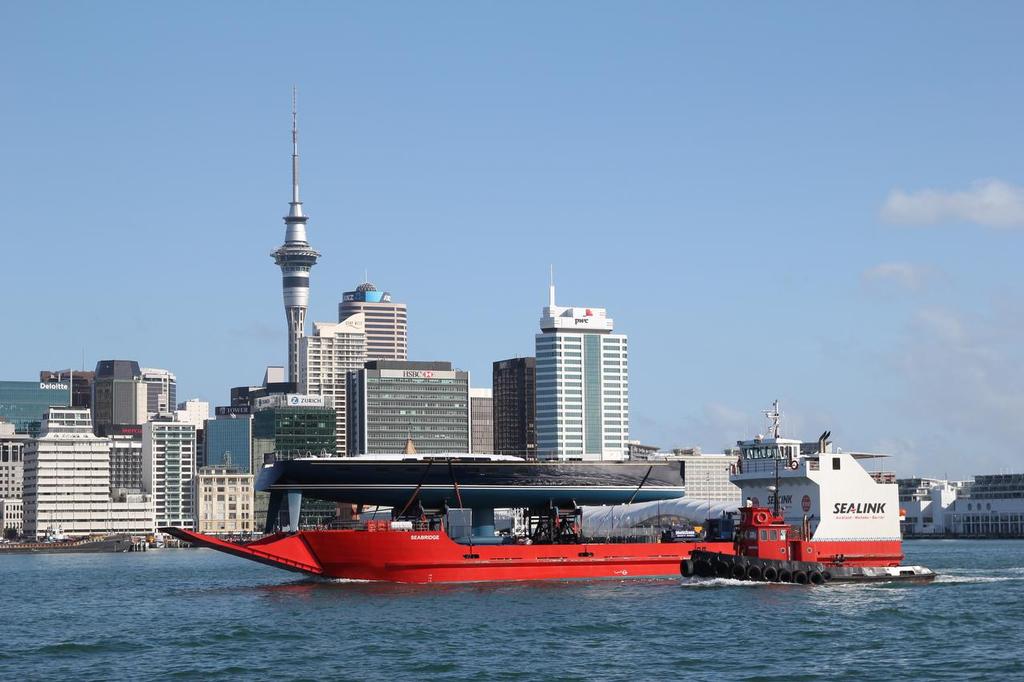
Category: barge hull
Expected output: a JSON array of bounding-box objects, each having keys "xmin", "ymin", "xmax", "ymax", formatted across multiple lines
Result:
[{"xmin": 163, "ymin": 527, "xmax": 733, "ymax": 583}]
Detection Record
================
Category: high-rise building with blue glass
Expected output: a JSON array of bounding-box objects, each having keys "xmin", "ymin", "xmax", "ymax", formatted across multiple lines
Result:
[
  {"xmin": 534, "ymin": 284, "xmax": 629, "ymax": 462},
  {"xmin": 205, "ymin": 413, "xmax": 253, "ymax": 474},
  {"xmin": 0, "ymin": 381, "xmax": 72, "ymax": 436}
]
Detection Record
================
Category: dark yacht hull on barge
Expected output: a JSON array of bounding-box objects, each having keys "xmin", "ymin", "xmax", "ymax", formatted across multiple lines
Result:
[{"xmin": 256, "ymin": 457, "xmax": 686, "ymax": 512}]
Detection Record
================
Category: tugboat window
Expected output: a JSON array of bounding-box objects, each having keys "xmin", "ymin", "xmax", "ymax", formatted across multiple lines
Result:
[
  {"xmin": 770, "ymin": 530, "xmax": 778, "ymax": 541},
  {"xmin": 832, "ymin": 458, "xmax": 841, "ymax": 470}
]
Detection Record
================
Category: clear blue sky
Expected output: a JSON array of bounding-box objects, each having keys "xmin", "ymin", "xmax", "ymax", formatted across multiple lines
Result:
[{"xmin": 2, "ymin": 3, "xmax": 1022, "ymax": 477}]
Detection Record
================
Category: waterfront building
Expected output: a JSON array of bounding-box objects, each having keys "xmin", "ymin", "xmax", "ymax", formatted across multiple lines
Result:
[
  {"xmin": 272, "ymin": 93, "xmax": 320, "ymax": 384},
  {"xmin": 195, "ymin": 466, "xmax": 254, "ymax": 536},
  {"xmin": 40, "ymin": 370, "xmax": 94, "ymax": 409},
  {"xmin": 23, "ymin": 408, "xmax": 154, "ymax": 538},
  {"xmin": 470, "ymin": 388, "xmax": 493, "ymax": 454},
  {"xmin": 205, "ymin": 411, "xmax": 253, "ymax": 473},
  {"xmin": 143, "ymin": 417, "xmax": 197, "ymax": 530},
  {"xmin": 0, "ymin": 380, "xmax": 72, "ymax": 436},
  {"xmin": 140, "ymin": 368, "xmax": 177, "ymax": 417},
  {"xmin": 338, "ymin": 282, "xmax": 408, "ymax": 361},
  {"xmin": 347, "ymin": 361, "xmax": 470, "ymax": 455},
  {"xmin": 0, "ymin": 422, "xmax": 27, "ymax": 536},
  {"xmin": 299, "ymin": 315, "xmax": 368, "ymax": 455},
  {"xmin": 492, "ymin": 357, "xmax": 536, "ymax": 459},
  {"xmin": 109, "ymin": 425, "xmax": 144, "ymax": 493},
  {"xmin": 897, "ymin": 478, "xmax": 963, "ymax": 536},
  {"xmin": 92, "ymin": 360, "xmax": 147, "ymax": 434},
  {"xmin": 0, "ymin": 422, "xmax": 27, "ymax": 500},
  {"xmin": 535, "ymin": 284, "xmax": 629, "ymax": 461},
  {"xmin": 946, "ymin": 475, "xmax": 1024, "ymax": 538},
  {"xmin": 0, "ymin": 498, "xmax": 22, "ymax": 537}
]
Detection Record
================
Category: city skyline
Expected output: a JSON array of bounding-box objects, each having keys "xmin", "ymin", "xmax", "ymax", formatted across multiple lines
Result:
[{"xmin": 2, "ymin": 4, "xmax": 1023, "ymax": 477}]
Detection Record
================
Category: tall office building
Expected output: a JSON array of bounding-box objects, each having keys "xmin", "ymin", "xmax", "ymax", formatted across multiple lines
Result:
[
  {"xmin": 347, "ymin": 361, "xmax": 470, "ymax": 455},
  {"xmin": 23, "ymin": 408, "xmax": 154, "ymax": 538},
  {"xmin": 206, "ymin": 409, "xmax": 253, "ymax": 474},
  {"xmin": 109, "ymin": 428, "xmax": 144, "ymax": 493},
  {"xmin": 141, "ymin": 368, "xmax": 177, "ymax": 417},
  {"xmin": 40, "ymin": 370, "xmax": 94, "ymax": 409},
  {"xmin": 251, "ymin": 395, "xmax": 335, "ymax": 529},
  {"xmin": 338, "ymin": 282, "xmax": 407, "ymax": 361},
  {"xmin": 272, "ymin": 92, "xmax": 320, "ymax": 384},
  {"xmin": 492, "ymin": 357, "xmax": 537, "ymax": 459},
  {"xmin": 470, "ymin": 388, "xmax": 493, "ymax": 454},
  {"xmin": 535, "ymin": 285, "xmax": 629, "ymax": 461},
  {"xmin": 300, "ymin": 314, "xmax": 367, "ymax": 455},
  {"xmin": 143, "ymin": 418, "xmax": 197, "ymax": 530},
  {"xmin": 0, "ymin": 381, "xmax": 72, "ymax": 436},
  {"xmin": 92, "ymin": 360, "xmax": 147, "ymax": 434}
]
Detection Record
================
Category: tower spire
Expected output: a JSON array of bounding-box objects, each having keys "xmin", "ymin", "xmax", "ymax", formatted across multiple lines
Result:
[
  {"xmin": 548, "ymin": 264, "xmax": 556, "ymax": 307},
  {"xmin": 273, "ymin": 87, "xmax": 320, "ymax": 385},
  {"xmin": 289, "ymin": 86, "xmax": 303, "ymax": 218}
]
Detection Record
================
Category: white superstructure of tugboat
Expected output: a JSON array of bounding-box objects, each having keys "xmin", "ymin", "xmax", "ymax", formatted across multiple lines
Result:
[{"xmin": 682, "ymin": 402, "xmax": 935, "ymax": 584}]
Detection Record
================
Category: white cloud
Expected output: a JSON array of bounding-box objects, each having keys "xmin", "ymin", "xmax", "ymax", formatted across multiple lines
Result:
[
  {"xmin": 861, "ymin": 262, "xmax": 930, "ymax": 291},
  {"xmin": 880, "ymin": 179, "xmax": 1024, "ymax": 228}
]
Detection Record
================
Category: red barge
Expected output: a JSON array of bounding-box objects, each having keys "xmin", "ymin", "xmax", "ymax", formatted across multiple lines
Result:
[{"xmin": 165, "ymin": 402, "xmax": 934, "ymax": 584}]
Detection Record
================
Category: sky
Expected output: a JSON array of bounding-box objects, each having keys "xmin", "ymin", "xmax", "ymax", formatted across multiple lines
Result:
[{"xmin": 2, "ymin": 3, "xmax": 1022, "ymax": 478}]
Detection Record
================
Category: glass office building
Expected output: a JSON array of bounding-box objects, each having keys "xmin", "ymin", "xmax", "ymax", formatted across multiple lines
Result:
[
  {"xmin": 205, "ymin": 415, "xmax": 253, "ymax": 474},
  {"xmin": 0, "ymin": 381, "xmax": 72, "ymax": 435}
]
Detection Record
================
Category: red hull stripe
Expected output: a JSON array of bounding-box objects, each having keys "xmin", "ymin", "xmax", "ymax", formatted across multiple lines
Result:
[{"xmin": 161, "ymin": 527, "xmax": 734, "ymax": 583}]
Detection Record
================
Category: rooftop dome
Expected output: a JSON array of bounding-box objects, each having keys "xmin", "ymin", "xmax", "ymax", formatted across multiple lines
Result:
[{"xmin": 355, "ymin": 282, "xmax": 377, "ymax": 293}]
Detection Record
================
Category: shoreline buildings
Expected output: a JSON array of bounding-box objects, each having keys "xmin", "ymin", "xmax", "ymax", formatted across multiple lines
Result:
[
  {"xmin": 196, "ymin": 466, "xmax": 254, "ymax": 536},
  {"xmin": 272, "ymin": 92, "xmax": 320, "ymax": 384},
  {"xmin": 535, "ymin": 283, "xmax": 629, "ymax": 461},
  {"xmin": 23, "ymin": 408, "xmax": 153, "ymax": 539},
  {"xmin": 143, "ymin": 417, "xmax": 197, "ymax": 531},
  {"xmin": 0, "ymin": 422, "xmax": 27, "ymax": 535}
]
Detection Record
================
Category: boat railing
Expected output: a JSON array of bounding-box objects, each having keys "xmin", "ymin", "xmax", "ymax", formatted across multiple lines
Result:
[{"xmin": 318, "ymin": 519, "xmax": 437, "ymax": 532}]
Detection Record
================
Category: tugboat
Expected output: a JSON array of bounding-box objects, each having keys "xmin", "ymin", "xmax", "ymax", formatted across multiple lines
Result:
[{"xmin": 681, "ymin": 402, "xmax": 935, "ymax": 584}]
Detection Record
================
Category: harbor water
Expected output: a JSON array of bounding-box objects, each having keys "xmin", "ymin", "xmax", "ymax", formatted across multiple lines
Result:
[{"xmin": 1, "ymin": 540, "xmax": 1022, "ymax": 681}]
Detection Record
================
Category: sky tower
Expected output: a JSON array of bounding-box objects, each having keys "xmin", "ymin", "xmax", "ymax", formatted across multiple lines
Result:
[{"xmin": 272, "ymin": 89, "xmax": 321, "ymax": 384}]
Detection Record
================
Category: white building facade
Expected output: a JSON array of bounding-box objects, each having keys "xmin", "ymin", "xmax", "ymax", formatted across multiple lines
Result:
[
  {"xmin": 195, "ymin": 466, "xmax": 254, "ymax": 536},
  {"xmin": 143, "ymin": 419, "xmax": 197, "ymax": 530},
  {"xmin": 175, "ymin": 399, "xmax": 211, "ymax": 430},
  {"xmin": 535, "ymin": 286, "xmax": 628, "ymax": 461},
  {"xmin": 23, "ymin": 408, "xmax": 154, "ymax": 538},
  {"xmin": 300, "ymin": 314, "xmax": 367, "ymax": 455}
]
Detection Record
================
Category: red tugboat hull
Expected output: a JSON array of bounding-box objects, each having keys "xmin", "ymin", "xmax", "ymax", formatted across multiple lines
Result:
[{"xmin": 162, "ymin": 526, "xmax": 734, "ymax": 583}]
